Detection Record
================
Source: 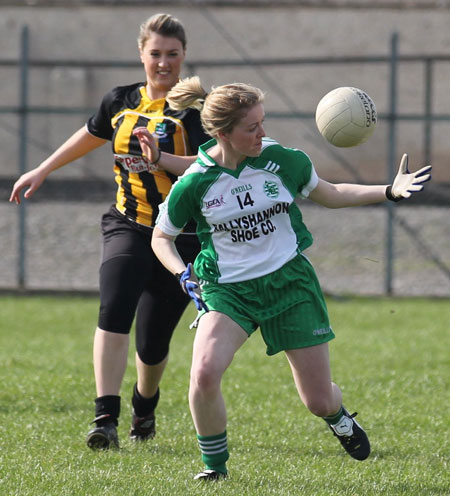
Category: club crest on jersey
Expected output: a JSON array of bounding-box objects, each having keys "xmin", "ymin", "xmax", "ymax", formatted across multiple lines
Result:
[
  {"xmin": 263, "ymin": 180, "xmax": 279, "ymax": 199},
  {"xmin": 205, "ymin": 195, "xmax": 226, "ymax": 209},
  {"xmin": 154, "ymin": 122, "xmax": 168, "ymax": 141}
]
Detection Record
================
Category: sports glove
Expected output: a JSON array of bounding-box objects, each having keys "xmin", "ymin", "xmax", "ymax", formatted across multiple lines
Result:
[
  {"xmin": 177, "ymin": 263, "xmax": 209, "ymax": 312},
  {"xmin": 386, "ymin": 153, "xmax": 432, "ymax": 202}
]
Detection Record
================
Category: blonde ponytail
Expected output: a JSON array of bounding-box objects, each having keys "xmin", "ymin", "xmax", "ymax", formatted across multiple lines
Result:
[
  {"xmin": 166, "ymin": 76, "xmax": 208, "ymax": 111},
  {"xmin": 168, "ymin": 77, "xmax": 264, "ymax": 138}
]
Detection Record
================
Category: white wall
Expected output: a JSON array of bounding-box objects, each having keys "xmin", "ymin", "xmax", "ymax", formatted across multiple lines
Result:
[{"xmin": 1, "ymin": 4, "xmax": 449, "ymax": 182}]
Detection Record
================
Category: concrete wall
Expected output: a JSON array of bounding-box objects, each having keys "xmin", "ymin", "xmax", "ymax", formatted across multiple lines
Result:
[
  {"xmin": 1, "ymin": 4, "xmax": 450, "ymax": 184},
  {"xmin": 1, "ymin": 4, "xmax": 448, "ymax": 295}
]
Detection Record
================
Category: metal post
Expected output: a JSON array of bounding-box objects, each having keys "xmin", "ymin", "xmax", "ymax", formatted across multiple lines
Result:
[
  {"xmin": 385, "ymin": 32, "xmax": 399, "ymax": 295},
  {"xmin": 18, "ymin": 25, "xmax": 29, "ymax": 289},
  {"xmin": 424, "ymin": 58, "xmax": 433, "ymax": 166}
]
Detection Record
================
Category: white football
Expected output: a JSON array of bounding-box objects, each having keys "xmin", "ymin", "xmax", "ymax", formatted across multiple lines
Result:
[{"xmin": 315, "ymin": 87, "xmax": 377, "ymax": 147}]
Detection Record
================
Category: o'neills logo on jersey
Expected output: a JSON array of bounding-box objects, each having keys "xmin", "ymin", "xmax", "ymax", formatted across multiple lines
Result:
[
  {"xmin": 114, "ymin": 154, "xmax": 160, "ymax": 173},
  {"xmin": 231, "ymin": 184, "xmax": 252, "ymax": 195},
  {"xmin": 205, "ymin": 195, "xmax": 226, "ymax": 209}
]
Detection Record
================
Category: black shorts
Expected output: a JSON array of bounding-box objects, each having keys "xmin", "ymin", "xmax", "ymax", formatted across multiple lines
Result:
[{"xmin": 98, "ymin": 206, "xmax": 200, "ymax": 365}]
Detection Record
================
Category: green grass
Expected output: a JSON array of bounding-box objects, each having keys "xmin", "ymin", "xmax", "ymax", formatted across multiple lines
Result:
[{"xmin": 0, "ymin": 295, "xmax": 449, "ymax": 495}]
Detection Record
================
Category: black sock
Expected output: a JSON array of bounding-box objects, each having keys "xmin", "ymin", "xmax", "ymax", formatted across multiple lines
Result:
[
  {"xmin": 132, "ymin": 383, "xmax": 160, "ymax": 418},
  {"xmin": 94, "ymin": 395, "xmax": 121, "ymax": 426}
]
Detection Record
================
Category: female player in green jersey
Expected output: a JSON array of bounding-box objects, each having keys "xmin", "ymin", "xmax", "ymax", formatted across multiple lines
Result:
[
  {"xmin": 138, "ymin": 76, "xmax": 431, "ymax": 480},
  {"xmin": 10, "ymin": 15, "xmax": 210, "ymax": 449}
]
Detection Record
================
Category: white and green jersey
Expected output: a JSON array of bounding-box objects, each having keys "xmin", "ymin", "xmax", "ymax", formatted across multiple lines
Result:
[{"xmin": 156, "ymin": 137, "xmax": 318, "ymax": 283}]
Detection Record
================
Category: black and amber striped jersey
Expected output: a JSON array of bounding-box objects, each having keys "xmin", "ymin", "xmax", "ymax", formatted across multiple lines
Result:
[{"xmin": 86, "ymin": 82, "xmax": 209, "ymax": 230}]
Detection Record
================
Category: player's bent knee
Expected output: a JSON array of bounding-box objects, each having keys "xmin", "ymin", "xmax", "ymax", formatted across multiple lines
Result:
[
  {"xmin": 190, "ymin": 364, "xmax": 222, "ymax": 395},
  {"xmin": 136, "ymin": 349, "xmax": 169, "ymax": 367}
]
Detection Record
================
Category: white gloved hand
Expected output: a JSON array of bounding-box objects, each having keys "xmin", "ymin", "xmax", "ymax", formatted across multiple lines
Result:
[{"xmin": 386, "ymin": 154, "xmax": 432, "ymax": 201}]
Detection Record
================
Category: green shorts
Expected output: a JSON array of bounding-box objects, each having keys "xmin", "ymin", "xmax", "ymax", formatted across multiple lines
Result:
[{"xmin": 200, "ymin": 253, "xmax": 334, "ymax": 355}]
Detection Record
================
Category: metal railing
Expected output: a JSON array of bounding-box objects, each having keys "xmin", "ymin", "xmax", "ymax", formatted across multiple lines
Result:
[{"xmin": 2, "ymin": 26, "xmax": 449, "ymax": 294}]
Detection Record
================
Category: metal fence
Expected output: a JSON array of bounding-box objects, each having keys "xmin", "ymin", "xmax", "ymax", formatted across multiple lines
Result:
[{"xmin": 1, "ymin": 26, "xmax": 449, "ymax": 296}]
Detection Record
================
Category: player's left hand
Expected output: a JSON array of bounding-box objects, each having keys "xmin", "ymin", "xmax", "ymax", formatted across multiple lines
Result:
[
  {"xmin": 178, "ymin": 263, "xmax": 209, "ymax": 312},
  {"xmin": 387, "ymin": 153, "xmax": 432, "ymax": 201}
]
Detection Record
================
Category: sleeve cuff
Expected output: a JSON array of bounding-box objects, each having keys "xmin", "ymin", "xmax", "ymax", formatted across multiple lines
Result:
[
  {"xmin": 298, "ymin": 166, "xmax": 319, "ymax": 199},
  {"xmin": 155, "ymin": 204, "xmax": 184, "ymax": 237}
]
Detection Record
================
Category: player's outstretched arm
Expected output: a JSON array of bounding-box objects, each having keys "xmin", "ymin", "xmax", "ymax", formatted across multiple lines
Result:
[
  {"xmin": 309, "ymin": 154, "xmax": 432, "ymax": 208},
  {"xmin": 133, "ymin": 127, "xmax": 197, "ymax": 176},
  {"xmin": 9, "ymin": 127, "xmax": 106, "ymax": 204}
]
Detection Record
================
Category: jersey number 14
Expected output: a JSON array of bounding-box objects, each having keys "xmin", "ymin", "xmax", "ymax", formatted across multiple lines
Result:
[{"xmin": 236, "ymin": 192, "xmax": 255, "ymax": 210}]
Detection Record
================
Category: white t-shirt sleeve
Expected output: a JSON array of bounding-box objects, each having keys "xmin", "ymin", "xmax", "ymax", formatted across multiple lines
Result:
[
  {"xmin": 155, "ymin": 201, "xmax": 184, "ymax": 237},
  {"xmin": 298, "ymin": 165, "xmax": 319, "ymax": 199}
]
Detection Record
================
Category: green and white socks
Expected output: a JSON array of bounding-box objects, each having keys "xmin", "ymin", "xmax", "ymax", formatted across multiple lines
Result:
[
  {"xmin": 197, "ymin": 431, "xmax": 229, "ymax": 475},
  {"xmin": 323, "ymin": 406, "xmax": 353, "ymax": 436}
]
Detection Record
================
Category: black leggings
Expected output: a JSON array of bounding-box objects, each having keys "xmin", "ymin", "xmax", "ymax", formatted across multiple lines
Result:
[{"xmin": 98, "ymin": 206, "xmax": 200, "ymax": 365}]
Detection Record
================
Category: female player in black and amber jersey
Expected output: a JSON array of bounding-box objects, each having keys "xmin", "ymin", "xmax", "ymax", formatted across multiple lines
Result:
[{"xmin": 10, "ymin": 13, "xmax": 209, "ymax": 449}]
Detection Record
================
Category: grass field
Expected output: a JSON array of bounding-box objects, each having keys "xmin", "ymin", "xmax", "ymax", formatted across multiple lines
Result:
[{"xmin": 0, "ymin": 294, "xmax": 449, "ymax": 495}]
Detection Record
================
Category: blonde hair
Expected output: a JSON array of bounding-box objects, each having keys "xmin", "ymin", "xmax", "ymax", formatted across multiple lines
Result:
[
  {"xmin": 167, "ymin": 76, "xmax": 265, "ymax": 136},
  {"xmin": 138, "ymin": 13, "xmax": 187, "ymax": 51}
]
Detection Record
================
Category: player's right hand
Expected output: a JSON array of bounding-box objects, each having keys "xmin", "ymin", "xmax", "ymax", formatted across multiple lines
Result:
[
  {"xmin": 133, "ymin": 127, "xmax": 160, "ymax": 166},
  {"xmin": 178, "ymin": 263, "xmax": 209, "ymax": 313},
  {"xmin": 9, "ymin": 168, "xmax": 47, "ymax": 205}
]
